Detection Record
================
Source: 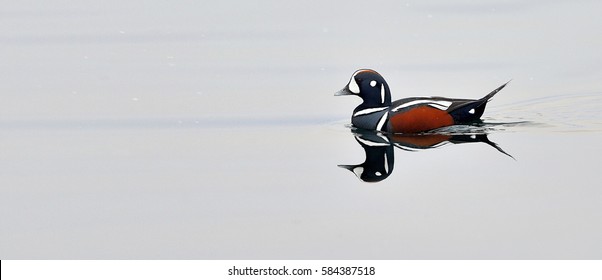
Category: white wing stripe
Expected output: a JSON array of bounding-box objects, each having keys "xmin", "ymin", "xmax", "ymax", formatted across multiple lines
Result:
[
  {"xmin": 428, "ymin": 103, "xmax": 450, "ymax": 110},
  {"xmin": 392, "ymin": 100, "xmax": 452, "ymax": 112}
]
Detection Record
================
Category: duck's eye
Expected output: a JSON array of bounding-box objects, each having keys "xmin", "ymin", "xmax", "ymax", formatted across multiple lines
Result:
[{"xmin": 370, "ymin": 80, "xmax": 377, "ymax": 87}]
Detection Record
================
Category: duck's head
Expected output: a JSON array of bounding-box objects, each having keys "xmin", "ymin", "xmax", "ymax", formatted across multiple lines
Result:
[
  {"xmin": 335, "ymin": 69, "xmax": 392, "ymax": 108},
  {"xmin": 338, "ymin": 130, "xmax": 394, "ymax": 183}
]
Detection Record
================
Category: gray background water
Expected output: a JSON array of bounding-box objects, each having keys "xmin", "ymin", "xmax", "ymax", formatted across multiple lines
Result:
[{"xmin": 1, "ymin": 0, "xmax": 601, "ymax": 259}]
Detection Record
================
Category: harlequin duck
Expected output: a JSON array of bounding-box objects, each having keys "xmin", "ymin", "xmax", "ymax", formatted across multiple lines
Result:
[{"xmin": 335, "ymin": 69, "xmax": 509, "ymax": 133}]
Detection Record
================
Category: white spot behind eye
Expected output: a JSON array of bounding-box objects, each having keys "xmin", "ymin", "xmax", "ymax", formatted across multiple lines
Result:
[
  {"xmin": 469, "ymin": 109, "xmax": 475, "ymax": 114},
  {"xmin": 375, "ymin": 171, "xmax": 382, "ymax": 176},
  {"xmin": 370, "ymin": 80, "xmax": 377, "ymax": 87}
]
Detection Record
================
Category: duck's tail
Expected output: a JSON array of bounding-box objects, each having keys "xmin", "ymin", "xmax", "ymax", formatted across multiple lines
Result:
[
  {"xmin": 449, "ymin": 80, "xmax": 511, "ymax": 123},
  {"xmin": 480, "ymin": 80, "xmax": 511, "ymax": 103},
  {"xmin": 450, "ymin": 134, "xmax": 515, "ymax": 159}
]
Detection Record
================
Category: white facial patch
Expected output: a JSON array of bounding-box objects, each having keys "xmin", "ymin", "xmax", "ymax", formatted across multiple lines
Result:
[
  {"xmin": 370, "ymin": 80, "xmax": 377, "ymax": 87},
  {"xmin": 348, "ymin": 75, "xmax": 360, "ymax": 94},
  {"xmin": 352, "ymin": 167, "xmax": 364, "ymax": 178}
]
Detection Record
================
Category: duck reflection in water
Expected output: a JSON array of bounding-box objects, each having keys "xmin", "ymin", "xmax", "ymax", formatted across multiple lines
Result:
[{"xmin": 339, "ymin": 128, "xmax": 513, "ymax": 182}]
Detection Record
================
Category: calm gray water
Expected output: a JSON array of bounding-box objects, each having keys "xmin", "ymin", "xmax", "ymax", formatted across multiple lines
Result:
[{"xmin": 1, "ymin": 0, "xmax": 601, "ymax": 259}]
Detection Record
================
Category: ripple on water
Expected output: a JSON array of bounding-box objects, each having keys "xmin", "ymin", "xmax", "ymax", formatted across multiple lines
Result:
[{"xmin": 486, "ymin": 92, "xmax": 602, "ymax": 133}]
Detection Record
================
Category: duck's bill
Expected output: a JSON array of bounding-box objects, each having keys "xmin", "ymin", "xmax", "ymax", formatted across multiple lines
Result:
[
  {"xmin": 335, "ymin": 88, "xmax": 353, "ymax": 96},
  {"xmin": 337, "ymin": 164, "xmax": 355, "ymax": 171}
]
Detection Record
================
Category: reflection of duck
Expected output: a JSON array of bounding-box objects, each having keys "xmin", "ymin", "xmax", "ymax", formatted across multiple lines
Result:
[{"xmin": 339, "ymin": 129, "xmax": 513, "ymax": 182}]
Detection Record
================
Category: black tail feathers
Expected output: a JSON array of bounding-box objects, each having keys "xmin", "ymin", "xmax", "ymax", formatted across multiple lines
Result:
[
  {"xmin": 449, "ymin": 80, "xmax": 510, "ymax": 123},
  {"xmin": 480, "ymin": 80, "xmax": 511, "ymax": 103},
  {"xmin": 450, "ymin": 134, "xmax": 515, "ymax": 159}
]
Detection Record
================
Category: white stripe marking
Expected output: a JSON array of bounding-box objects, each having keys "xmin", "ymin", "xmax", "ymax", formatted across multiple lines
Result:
[
  {"xmin": 376, "ymin": 111, "xmax": 389, "ymax": 131},
  {"xmin": 353, "ymin": 106, "xmax": 388, "ymax": 117},
  {"xmin": 392, "ymin": 100, "xmax": 452, "ymax": 112},
  {"xmin": 376, "ymin": 133, "xmax": 390, "ymax": 143},
  {"xmin": 430, "ymin": 141, "xmax": 450, "ymax": 148},
  {"xmin": 428, "ymin": 103, "xmax": 450, "ymax": 110},
  {"xmin": 380, "ymin": 84, "xmax": 385, "ymax": 103},
  {"xmin": 352, "ymin": 167, "xmax": 364, "ymax": 178},
  {"xmin": 394, "ymin": 140, "xmax": 451, "ymax": 151},
  {"xmin": 383, "ymin": 153, "xmax": 389, "ymax": 173},
  {"xmin": 355, "ymin": 136, "xmax": 390, "ymax": 147},
  {"xmin": 348, "ymin": 76, "xmax": 360, "ymax": 94},
  {"xmin": 394, "ymin": 143, "xmax": 421, "ymax": 151}
]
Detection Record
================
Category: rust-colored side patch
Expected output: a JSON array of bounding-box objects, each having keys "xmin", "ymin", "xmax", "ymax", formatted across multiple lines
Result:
[{"xmin": 388, "ymin": 106, "xmax": 454, "ymax": 133}]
